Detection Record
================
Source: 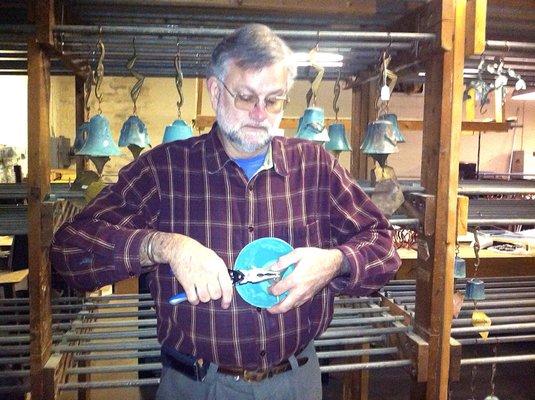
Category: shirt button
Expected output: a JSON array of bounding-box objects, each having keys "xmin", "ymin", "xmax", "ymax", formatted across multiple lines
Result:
[
  {"xmin": 248, "ymin": 226, "xmax": 254, "ymax": 232},
  {"xmin": 248, "ymin": 184, "xmax": 254, "ymax": 191},
  {"xmin": 260, "ymin": 350, "xmax": 266, "ymax": 357},
  {"xmin": 256, "ymin": 307, "xmax": 262, "ymax": 313}
]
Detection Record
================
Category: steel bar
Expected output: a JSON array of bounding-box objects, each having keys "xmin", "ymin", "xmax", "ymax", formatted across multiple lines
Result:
[
  {"xmin": 54, "ymin": 25, "xmax": 436, "ymax": 42},
  {"xmin": 0, "ymin": 292, "xmax": 153, "ymax": 304},
  {"xmin": 329, "ymin": 315, "xmax": 404, "ymax": 326},
  {"xmin": 453, "ymin": 315, "xmax": 535, "ymax": 326},
  {"xmin": 0, "ymin": 300, "xmax": 156, "ymax": 313},
  {"xmin": 391, "ymin": 292, "xmax": 535, "ymax": 302},
  {"xmin": 316, "ymin": 336, "xmax": 384, "ymax": 347},
  {"xmin": 457, "ymin": 307, "xmax": 535, "ymax": 317},
  {"xmin": 0, "ymin": 385, "xmax": 29, "ymax": 394},
  {"xmin": 457, "ymin": 335, "xmax": 535, "ymax": 345},
  {"xmin": 59, "ymin": 378, "xmax": 160, "ymax": 390},
  {"xmin": 74, "ymin": 350, "xmax": 161, "ymax": 362},
  {"xmin": 452, "ymin": 322, "xmax": 535, "ymax": 335},
  {"xmin": 319, "ymin": 326, "xmax": 409, "ymax": 339},
  {"xmin": 0, "ymin": 309, "xmax": 157, "ymax": 323},
  {"xmin": 405, "ymin": 299, "xmax": 535, "ymax": 309},
  {"xmin": 319, "ymin": 359, "xmax": 412, "ymax": 373},
  {"xmin": 0, "ymin": 370, "xmax": 29, "ymax": 378},
  {"xmin": 461, "ymin": 354, "xmax": 535, "ymax": 365},
  {"xmin": 63, "ymin": 329, "xmax": 157, "ymax": 341},
  {"xmin": 67, "ymin": 363, "xmax": 161, "ymax": 375},
  {"xmin": 316, "ymin": 347, "xmax": 398, "ymax": 359},
  {"xmin": 384, "ymin": 281, "xmax": 535, "ymax": 291},
  {"xmin": 486, "ymin": 40, "xmax": 535, "ymax": 51},
  {"xmin": 334, "ymin": 297, "xmax": 379, "ymax": 304},
  {"xmin": 54, "ymin": 340, "xmax": 160, "ymax": 353},
  {"xmin": 333, "ymin": 307, "xmax": 390, "ymax": 315},
  {"xmin": 0, "ymin": 356, "xmax": 30, "ymax": 366}
]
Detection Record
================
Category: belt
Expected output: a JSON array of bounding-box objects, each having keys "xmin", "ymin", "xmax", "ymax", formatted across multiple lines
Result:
[{"xmin": 162, "ymin": 347, "xmax": 308, "ymax": 383}]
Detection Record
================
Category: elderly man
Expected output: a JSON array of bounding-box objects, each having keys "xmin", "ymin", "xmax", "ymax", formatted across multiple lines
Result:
[{"xmin": 51, "ymin": 24, "xmax": 400, "ymax": 400}]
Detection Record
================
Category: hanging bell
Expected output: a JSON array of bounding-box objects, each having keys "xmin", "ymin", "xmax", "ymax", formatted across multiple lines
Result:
[
  {"xmin": 453, "ymin": 256, "xmax": 467, "ymax": 279},
  {"xmin": 378, "ymin": 113, "xmax": 406, "ymax": 143},
  {"xmin": 325, "ymin": 123, "xmax": 351, "ymax": 152},
  {"xmin": 119, "ymin": 115, "xmax": 151, "ymax": 158},
  {"xmin": 484, "ymin": 396, "xmax": 499, "ymax": 400},
  {"xmin": 73, "ymin": 122, "xmax": 90, "ymax": 153},
  {"xmin": 360, "ymin": 120, "xmax": 398, "ymax": 167},
  {"xmin": 295, "ymin": 107, "xmax": 330, "ymax": 142},
  {"xmin": 465, "ymin": 278, "xmax": 486, "ymax": 301},
  {"xmin": 76, "ymin": 114, "xmax": 122, "ymax": 175},
  {"xmin": 162, "ymin": 119, "xmax": 193, "ymax": 143}
]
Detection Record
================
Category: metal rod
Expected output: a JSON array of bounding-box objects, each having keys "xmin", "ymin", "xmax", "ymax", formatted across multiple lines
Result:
[
  {"xmin": 54, "ymin": 25, "xmax": 436, "ymax": 42},
  {"xmin": 319, "ymin": 326, "xmax": 409, "ymax": 339},
  {"xmin": 315, "ymin": 336, "xmax": 385, "ymax": 346},
  {"xmin": 59, "ymin": 378, "xmax": 160, "ymax": 390},
  {"xmin": 63, "ymin": 329, "xmax": 157, "ymax": 341},
  {"xmin": 319, "ymin": 359, "xmax": 412, "ymax": 373},
  {"xmin": 329, "ymin": 315, "xmax": 404, "ymax": 326},
  {"xmin": 0, "ymin": 356, "xmax": 30, "ymax": 366},
  {"xmin": 461, "ymin": 354, "xmax": 535, "ymax": 365},
  {"xmin": 333, "ymin": 307, "xmax": 390, "ymax": 315},
  {"xmin": 486, "ymin": 40, "xmax": 535, "ymax": 51},
  {"xmin": 452, "ymin": 322, "xmax": 535, "ymax": 335},
  {"xmin": 54, "ymin": 340, "xmax": 160, "ymax": 353},
  {"xmin": 453, "ymin": 315, "xmax": 535, "ymax": 326},
  {"xmin": 334, "ymin": 297, "xmax": 379, "ymax": 304},
  {"xmin": 316, "ymin": 347, "xmax": 398, "ymax": 359},
  {"xmin": 0, "ymin": 370, "xmax": 29, "ymax": 378},
  {"xmin": 457, "ymin": 334, "xmax": 535, "ymax": 345},
  {"xmin": 67, "ymin": 363, "xmax": 161, "ymax": 375},
  {"xmin": 74, "ymin": 350, "xmax": 161, "ymax": 362}
]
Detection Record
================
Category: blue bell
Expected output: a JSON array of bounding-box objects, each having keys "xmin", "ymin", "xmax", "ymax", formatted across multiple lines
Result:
[
  {"xmin": 360, "ymin": 120, "xmax": 398, "ymax": 155},
  {"xmin": 295, "ymin": 107, "xmax": 330, "ymax": 142},
  {"xmin": 76, "ymin": 114, "xmax": 121, "ymax": 157},
  {"xmin": 453, "ymin": 256, "xmax": 466, "ymax": 279},
  {"xmin": 465, "ymin": 278, "xmax": 486, "ymax": 301},
  {"xmin": 378, "ymin": 113, "xmax": 406, "ymax": 143},
  {"xmin": 119, "ymin": 115, "xmax": 151, "ymax": 159},
  {"xmin": 325, "ymin": 123, "xmax": 352, "ymax": 152},
  {"xmin": 119, "ymin": 115, "xmax": 150, "ymax": 148},
  {"xmin": 73, "ymin": 122, "xmax": 90, "ymax": 153},
  {"xmin": 162, "ymin": 119, "xmax": 194, "ymax": 143}
]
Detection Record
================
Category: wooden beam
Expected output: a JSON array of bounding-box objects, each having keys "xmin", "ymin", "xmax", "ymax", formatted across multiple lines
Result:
[
  {"xmin": 41, "ymin": 43, "xmax": 91, "ymax": 78},
  {"xmin": 28, "ymin": 2, "xmax": 54, "ymax": 399},
  {"xmin": 27, "ymin": 37, "xmax": 53, "ymax": 400},
  {"xmin": 414, "ymin": 0, "xmax": 466, "ymax": 399},
  {"xmin": 465, "ymin": 0, "xmax": 487, "ymax": 57},
  {"xmin": 398, "ymin": 120, "xmax": 511, "ymax": 132}
]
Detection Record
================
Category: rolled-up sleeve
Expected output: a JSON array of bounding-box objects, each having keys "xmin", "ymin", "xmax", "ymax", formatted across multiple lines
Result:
[
  {"xmin": 327, "ymin": 159, "xmax": 401, "ymax": 296},
  {"xmin": 50, "ymin": 155, "xmax": 161, "ymax": 292}
]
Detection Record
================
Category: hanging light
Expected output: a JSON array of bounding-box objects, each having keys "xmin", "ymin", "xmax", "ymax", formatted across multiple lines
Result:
[
  {"xmin": 325, "ymin": 123, "xmax": 351, "ymax": 151},
  {"xmin": 295, "ymin": 107, "xmax": 330, "ymax": 142},
  {"xmin": 378, "ymin": 113, "xmax": 406, "ymax": 143}
]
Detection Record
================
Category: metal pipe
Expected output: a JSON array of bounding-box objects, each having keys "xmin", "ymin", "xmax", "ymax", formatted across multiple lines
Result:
[
  {"xmin": 334, "ymin": 297, "xmax": 379, "ymax": 304},
  {"xmin": 457, "ymin": 334, "xmax": 535, "ymax": 345},
  {"xmin": 316, "ymin": 347, "xmax": 398, "ymax": 359},
  {"xmin": 314, "ymin": 336, "xmax": 384, "ymax": 346},
  {"xmin": 59, "ymin": 378, "xmax": 160, "ymax": 390},
  {"xmin": 54, "ymin": 25, "xmax": 436, "ymax": 42},
  {"xmin": 0, "ymin": 370, "xmax": 29, "ymax": 378},
  {"xmin": 457, "ymin": 307, "xmax": 535, "ymax": 317},
  {"xmin": 0, "ymin": 384, "xmax": 29, "ymax": 394},
  {"xmin": 452, "ymin": 322, "xmax": 535, "ymax": 335},
  {"xmin": 0, "ymin": 356, "xmax": 29, "ymax": 365},
  {"xmin": 54, "ymin": 340, "xmax": 159, "ymax": 353},
  {"xmin": 486, "ymin": 40, "xmax": 535, "ymax": 51},
  {"xmin": 67, "ymin": 363, "xmax": 161, "ymax": 375},
  {"xmin": 461, "ymin": 354, "xmax": 535, "ymax": 365},
  {"xmin": 333, "ymin": 306, "xmax": 390, "ymax": 315},
  {"xmin": 319, "ymin": 359, "xmax": 412, "ymax": 373},
  {"xmin": 319, "ymin": 326, "xmax": 409, "ymax": 339},
  {"xmin": 74, "ymin": 350, "xmax": 161, "ymax": 361},
  {"xmin": 329, "ymin": 315, "xmax": 404, "ymax": 326},
  {"xmin": 453, "ymin": 315, "xmax": 535, "ymax": 326},
  {"xmin": 63, "ymin": 329, "xmax": 157, "ymax": 341}
]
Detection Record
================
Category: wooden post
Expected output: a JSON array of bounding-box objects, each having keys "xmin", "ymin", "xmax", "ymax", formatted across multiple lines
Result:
[
  {"xmin": 75, "ymin": 75, "xmax": 87, "ymax": 176},
  {"xmin": 27, "ymin": 1, "xmax": 54, "ymax": 399},
  {"xmin": 413, "ymin": 0, "xmax": 466, "ymax": 399}
]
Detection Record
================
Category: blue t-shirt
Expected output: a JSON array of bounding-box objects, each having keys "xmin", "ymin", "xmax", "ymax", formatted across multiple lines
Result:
[{"xmin": 233, "ymin": 152, "xmax": 266, "ymax": 180}]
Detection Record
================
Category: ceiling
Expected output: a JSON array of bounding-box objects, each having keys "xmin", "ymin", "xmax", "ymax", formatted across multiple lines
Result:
[{"xmin": 1, "ymin": 1, "xmax": 534, "ymax": 86}]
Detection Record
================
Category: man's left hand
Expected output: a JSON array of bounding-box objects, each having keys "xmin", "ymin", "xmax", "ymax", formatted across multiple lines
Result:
[{"xmin": 267, "ymin": 247, "xmax": 344, "ymax": 314}]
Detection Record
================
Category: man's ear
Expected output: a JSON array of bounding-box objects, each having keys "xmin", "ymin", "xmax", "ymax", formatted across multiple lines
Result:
[{"xmin": 206, "ymin": 76, "xmax": 220, "ymax": 111}]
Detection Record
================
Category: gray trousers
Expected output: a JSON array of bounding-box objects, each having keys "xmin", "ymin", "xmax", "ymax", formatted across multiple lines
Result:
[{"xmin": 156, "ymin": 341, "xmax": 322, "ymax": 400}]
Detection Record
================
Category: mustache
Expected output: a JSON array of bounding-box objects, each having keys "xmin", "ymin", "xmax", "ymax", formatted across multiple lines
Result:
[{"xmin": 240, "ymin": 123, "xmax": 271, "ymax": 132}]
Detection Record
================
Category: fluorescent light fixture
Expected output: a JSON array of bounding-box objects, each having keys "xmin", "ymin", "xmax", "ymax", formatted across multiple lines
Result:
[
  {"xmin": 511, "ymin": 87, "xmax": 535, "ymax": 101},
  {"xmin": 418, "ymin": 72, "xmax": 426, "ymax": 77},
  {"xmin": 293, "ymin": 51, "xmax": 343, "ymax": 67}
]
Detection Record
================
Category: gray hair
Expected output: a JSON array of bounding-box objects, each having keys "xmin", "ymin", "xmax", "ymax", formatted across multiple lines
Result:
[{"xmin": 207, "ymin": 24, "xmax": 297, "ymax": 89}]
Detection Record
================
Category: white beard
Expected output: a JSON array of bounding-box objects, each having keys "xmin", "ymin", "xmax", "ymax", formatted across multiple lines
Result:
[{"xmin": 216, "ymin": 107, "xmax": 276, "ymax": 153}]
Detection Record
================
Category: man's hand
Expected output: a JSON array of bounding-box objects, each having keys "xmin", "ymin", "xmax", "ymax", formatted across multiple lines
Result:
[
  {"xmin": 267, "ymin": 247, "xmax": 345, "ymax": 314},
  {"xmin": 150, "ymin": 232, "xmax": 233, "ymax": 308}
]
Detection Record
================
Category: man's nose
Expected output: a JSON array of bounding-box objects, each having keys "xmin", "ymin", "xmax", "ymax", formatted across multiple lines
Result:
[{"xmin": 249, "ymin": 102, "xmax": 268, "ymax": 122}]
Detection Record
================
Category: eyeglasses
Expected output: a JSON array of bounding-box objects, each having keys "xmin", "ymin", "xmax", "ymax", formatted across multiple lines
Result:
[{"xmin": 216, "ymin": 77, "xmax": 289, "ymax": 114}]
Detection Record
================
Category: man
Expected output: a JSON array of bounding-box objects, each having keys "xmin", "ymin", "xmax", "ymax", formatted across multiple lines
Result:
[{"xmin": 51, "ymin": 24, "xmax": 400, "ymax": 400}]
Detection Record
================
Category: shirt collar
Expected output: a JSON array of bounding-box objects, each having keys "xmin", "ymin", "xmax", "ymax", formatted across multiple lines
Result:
[{"xmin": 206, "ymin": 123, "xmax": 289, "ymax": 177}]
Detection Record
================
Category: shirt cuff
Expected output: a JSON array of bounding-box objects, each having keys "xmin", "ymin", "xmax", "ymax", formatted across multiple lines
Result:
[
  {"xmin": 329, "ymin": 244, "xmax": 358, "ymax": 293},
  {"xmin": 107, "ymin": 228, "xmax": 156, "ymax": 279}
]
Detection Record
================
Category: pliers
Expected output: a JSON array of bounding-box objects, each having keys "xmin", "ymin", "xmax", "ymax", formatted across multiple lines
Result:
[{"xmin": 169, "ymin": 266, "xmax": 280, "ymax": 305}]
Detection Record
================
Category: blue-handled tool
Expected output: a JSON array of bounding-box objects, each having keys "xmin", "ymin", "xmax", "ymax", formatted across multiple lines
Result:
[{"xmin": 169, "ymin": 266, "xmax": 281, "ymax": 305}]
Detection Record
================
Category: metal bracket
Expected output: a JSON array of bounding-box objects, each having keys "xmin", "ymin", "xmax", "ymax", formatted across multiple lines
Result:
[{"xmin": 407, "ymin": 193, "xmax": 436, "ymax": 237}]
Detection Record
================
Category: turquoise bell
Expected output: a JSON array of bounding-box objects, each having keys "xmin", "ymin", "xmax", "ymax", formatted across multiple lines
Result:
[
  {"xmin": 76, "ymin": 114, "xmax": 121, "ymax": 158},
  {"xmin": 162, "ymin": 119, "xmax": 194, "ymax": 143},
  {"xmin": 325, "ymin": 123, "xmax": 351, "ymax": 152},
  {"xmin": 360, "ymin": 120, "xmax": 398, "ymax": 167},
  {"xmin": 453, "ymin": 257, "xmax": 467, "ymax": 279},
  {"xmin": 73, "ymin": 122, "xmax": 90, "ymax": 153},
  {"xmin": 119, "ymin": 115, "xmax": 151, "ymax": 158},
  {"xmin": 465, "ymin": 278, "xmax": 486, "ymax": 301},
  {"xmin": 378, "ymin": 113, "xmax": 406, "ymax": 143},
  {"xmin": 295, "ymin": 107, "xmax": 330, "ymax": 142}
]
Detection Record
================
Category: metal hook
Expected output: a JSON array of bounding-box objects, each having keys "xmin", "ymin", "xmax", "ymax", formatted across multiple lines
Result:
[
  {"xmin": 174, "ymin": 37, "xmax": 184, "ymax": 118},
  {"xmin": 126, "ymin": 36, "xmax": 145, "ymax": 115},
  {"xmin": 94, "ymin": 27, "xmax": 105, "ymax": 114},
  {"xmin": 333, "ymin": 69, "xmax": 341, "ymax": 120}
]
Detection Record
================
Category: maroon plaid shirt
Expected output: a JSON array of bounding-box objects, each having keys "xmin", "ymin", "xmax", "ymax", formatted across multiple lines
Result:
[{"xmin": 51, "ymin": 124, "xmax": 400, "ymax": 370}]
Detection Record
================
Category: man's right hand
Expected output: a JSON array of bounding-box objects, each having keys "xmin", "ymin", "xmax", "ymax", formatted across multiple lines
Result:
[{"xmin": 146, "ymin": 232, "xmax": 233, "ymax": 308}]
